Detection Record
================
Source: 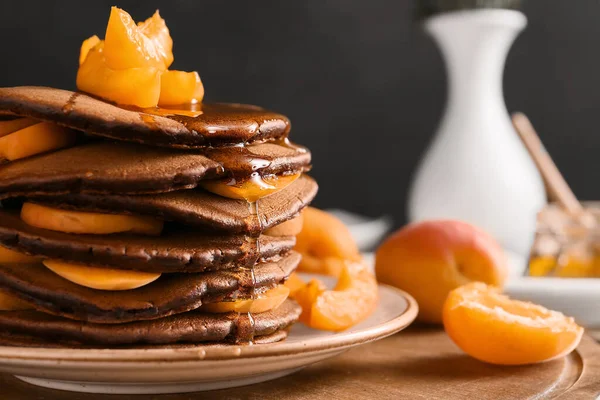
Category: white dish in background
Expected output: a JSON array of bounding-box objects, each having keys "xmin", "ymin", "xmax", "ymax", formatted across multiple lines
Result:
[
  {"xmin": 505, "ymin": 277, "xmax": 600, "ymax": 329},
  {"xmin": 0, "ymin": 274, "xmax": 417, "ymax": 395},
  {"xmin": 326, "ymin": 209, "xmax": 392, "ymax": 251}
]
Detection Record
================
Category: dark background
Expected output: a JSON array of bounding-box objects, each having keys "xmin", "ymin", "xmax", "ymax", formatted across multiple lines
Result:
[{"xmin": 0, "ymin": 1, "xmax": 597, "ymax": 227}]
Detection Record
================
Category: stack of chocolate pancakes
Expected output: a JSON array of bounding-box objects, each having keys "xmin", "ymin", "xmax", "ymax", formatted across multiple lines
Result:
[{"xmin": 0, "ymin": 86, "xmax": 317, "ymax": 347}]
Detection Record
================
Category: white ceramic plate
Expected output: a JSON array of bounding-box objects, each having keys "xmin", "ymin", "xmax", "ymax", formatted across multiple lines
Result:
[{"xmin": 0, "ymin": 274, "xmax": 417, "ymax": 394}]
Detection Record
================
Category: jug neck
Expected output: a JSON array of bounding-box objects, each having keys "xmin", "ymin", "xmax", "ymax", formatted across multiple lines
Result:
[{"xmin": 425, "ymin": 9, "xmax": 526, "ymax": 111}]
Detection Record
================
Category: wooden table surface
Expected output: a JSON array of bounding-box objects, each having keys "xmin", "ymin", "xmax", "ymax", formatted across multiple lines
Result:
[{"xmin": 2, "ymin": 326, "xmax": 600, "ymax": 400}]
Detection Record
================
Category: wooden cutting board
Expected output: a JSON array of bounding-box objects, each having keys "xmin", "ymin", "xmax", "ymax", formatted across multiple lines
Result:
[{"xmin": 2, "ymin": 326, "xmax": 599, "ymax": 399}]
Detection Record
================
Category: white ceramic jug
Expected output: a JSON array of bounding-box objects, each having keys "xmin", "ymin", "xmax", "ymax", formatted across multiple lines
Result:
[{"xmin": 408, "ymin": 9, "xmax": 546, "ymax": 276}]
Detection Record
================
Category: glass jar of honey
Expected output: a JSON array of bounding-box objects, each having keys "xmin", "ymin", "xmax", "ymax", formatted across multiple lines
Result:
[{"xmin": 529, "ymin": 203, "xmax": 600, "ymax": 278}]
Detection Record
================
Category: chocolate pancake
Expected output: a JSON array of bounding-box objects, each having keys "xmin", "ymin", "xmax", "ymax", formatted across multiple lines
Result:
[
  {"xmin": 0, "ymin": 142, "xmax": 224, "ymax": 198},
  {"xmin": 30, "ymin": 175, "xmax": 318, "ymax": 234},
  {"xmin": 0, "ymin": 252, "xmax": 299, "ymax": 323},
  {"xmin": 0, "ymin": 299, "xmax": 300, "ymax": 345},
  {"xmin": 0, "ymin": 210, "xmax": 295, "ymax": 272},
  {"xmin": 0, "ymin": 86, "xmax": 290, "ymax": 148},
  {"xmin": 0, "ymin": 328, "xmax": 289, "ymax": 348},
  {"xmin": 204, "ymin": 141, "xmax": 311, "ymax": 178}
]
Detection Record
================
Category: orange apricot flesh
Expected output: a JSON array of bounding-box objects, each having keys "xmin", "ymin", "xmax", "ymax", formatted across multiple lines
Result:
[
  {"xmin": 0, "ymin": 118, "xmax": 37, "ymax": 138},
  {"xmin": 104, "ymin": 7, "xmax": 172, "ymax": 70},
  {"xmin": 43, "ymin": 260, "xmax": 161, "ymax": 291},
  {"xmin": 295, "ymin": 207, "xmax": 361, "ymax": 276},
  {"xmin": 158, "ymin": 70, "xmax": 204, "ymax": 106},
  {"xmin": 77, "ymin": 42, "xmax": 162, "ymax": 109},
  {"xmin": 0, "ymin": 291, "xmax": 33, "ymax": 311},
  {"xmin": 283, "ymin": 272, "xmax": 307, "ymax": 297},
  {"xmin": 0, "ymin": 122, "xmax": 76, "ymax": 162},
  {"xmin": 137, "ymin": 10, "xmax": 174, "ymax": 69},
  {"xmin": 443, "ymin": 282, "xmax": 584, "ymax": 365},
  {"xmin": 79, "ymin": 35, "xmax": 101, "ymax": 65},
  {"xmin": 291, "ymin": 260, "xmax": 378, "ymax": 331},
  {"xmin": 0, "ymin": 245, "xmax": 39, "ymax": 264},
  {"xmin": 200, "ymin": 285, "xmax": 290, "ymax": 314},
  {"xmin": 201, "ymin": 173, "xmax": 300, "ymax": 202},
  {"xmin": 264, "ymin": 214, "xmax": 304, "ymax": 237},
  {"xmin": 20, "ymin": 203, "xmax": 164, "ymax": 236}
]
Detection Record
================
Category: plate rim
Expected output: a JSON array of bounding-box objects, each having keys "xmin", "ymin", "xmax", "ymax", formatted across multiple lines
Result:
[{"xmin": 0, "ymin": 281, "xmax": 418, "ymax": 364}]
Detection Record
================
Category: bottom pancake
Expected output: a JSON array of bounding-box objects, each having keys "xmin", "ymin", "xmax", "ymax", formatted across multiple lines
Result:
[
  {"xmin": 0, "ymin": 299, "xmax": 300, "ymax": 346},
  {"xmin": 0, "ymin": 328, "xmax": 289, "ymax": 348}
]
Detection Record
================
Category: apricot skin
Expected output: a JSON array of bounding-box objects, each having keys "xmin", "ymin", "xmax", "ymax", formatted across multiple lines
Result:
[{"xmin": 375, "ymin": 220, "xmax": 507, "ymax": 324}]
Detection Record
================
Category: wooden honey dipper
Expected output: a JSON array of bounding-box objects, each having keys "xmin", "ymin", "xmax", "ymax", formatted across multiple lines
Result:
[{"xmin": 512, "ymin": 112, "xmax": 596, "ymax": 230}]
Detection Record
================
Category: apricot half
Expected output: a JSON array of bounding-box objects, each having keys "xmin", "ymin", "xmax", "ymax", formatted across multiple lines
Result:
[
  {"xmin": 0, "ymin": 122, "xmax": 76, "ymax": 162},
  {"xmin": 159, "ymin": 70, "xmax": 204, "ymax": 106},
  {"xmin": 43, "ymin": 260, "xmax": 161, "ymax": 291},
  {"xmin": 21, "ymin": 203, "xmax": 164, "ymax": 236},
  {"xmin": 443, "ymin": 282, "xmax": 583, "ymax": 365},
  {"xmin": 200, "ymin": 285, "xmax": 290, "ymax": 314},
  {"xmin": 295, "ymin": 207, "xmax": 361, "ymax": 276},
  {"xmin": 375, "ymin": 220, "xmax": 507, "ymax": 323},
  {"xmin": 201, "ymin": 173, "xmax": 300, "ymax": 202},
  {"xmin": 291, "ymin": 260, "xmax": 378, "ymax": 331},
  {"xmin": 0, "ymin": 245, "xmax": 39, "ymax": 264}
]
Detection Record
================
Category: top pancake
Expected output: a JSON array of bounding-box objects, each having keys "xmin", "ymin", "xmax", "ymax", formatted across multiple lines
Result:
[{"xmin": 0, "ymin": 86, "xmax": 290, "ymax": 149}]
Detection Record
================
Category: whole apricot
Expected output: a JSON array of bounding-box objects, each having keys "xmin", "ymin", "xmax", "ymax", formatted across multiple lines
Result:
[{"xmin": 375, "ymin": 220, "xmax": 507, "ymax": 323}]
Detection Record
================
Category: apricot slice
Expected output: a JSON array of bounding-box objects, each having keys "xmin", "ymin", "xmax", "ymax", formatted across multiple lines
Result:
[
  {"xmin": 295, "ymin": 207, "xmax": 361, "ymax": 276},
  {"xmin": 443, "ymin": 282, "xmax": 584, "ymax": 365},
  {"xmin": 137, "ymin": 11, "xmax": 174, "ymax": 69},
  {"xmin": 77, "ymin": 42, "xmax": 162, "ymax": 108},
  {"xmin": 293, "ymin": 278, "xmax": 327, "ymax": 325},
  {"xmin": 43, "ymin": 259, "xmax": 161, "ymax": 291},
  {"xmin": 0, "ymin": 122, "xmax": 76, "ymax": 162},
  {"xmin": 104, "ymin": 7, "xmax": 172, "ymax": 70},
  {"xmin": 0, "ymin": 118, "xmax": 37, "ymax": 138},
  {"xmin": 291, "ymin": 260, "xmax": 378, "ymax": 331},
  {"xmin": 158, "ymin": 70, "xmax": 204, "ymax": 107},
  {"xmin": 283, "ymin": 272, "xmax": 307, "ymax": 297},
  {"xmin": 201, "ymin": 285, "xmax": 290, "ymax": 314},
  {"xmin": 201, "ymin": 173, "xmax": 300, "ymax": 202},
  {"xmin": 79, "ymin": 35, "xmax": 101, "ymax": 65},
  {"xmin": 264, "ymin": 214, "xmax": 304, "ymax": 237},
  {"xmin": 0, "ymin": 291, "xmax": 33, "ymax": 311},
  {"xmin": 0, "ymin": 245, "xmax": 39, "ymax": 264},
  {"xmin": 21, "ymin": 203, "xmax": 164, "ymax": 236}
]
